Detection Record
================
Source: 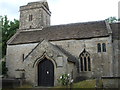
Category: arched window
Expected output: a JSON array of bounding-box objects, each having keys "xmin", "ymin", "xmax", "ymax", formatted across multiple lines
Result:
[
  {"xmin": 102, "ymin": 43, "xmax": 106, "ymax": 52},
  {"xmin": 97, "ymin": 43, "xmax": 101, "ymax": 52},
  {"xmin": 79, "ymin": 49, "xmax": 91, "ymax": 72}
]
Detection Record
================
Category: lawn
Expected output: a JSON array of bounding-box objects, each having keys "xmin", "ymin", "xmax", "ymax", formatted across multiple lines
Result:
[
  {"xmin": 73, "ymin": 79, "xmax": 96, "ymax": 88},
  {"xmin": 2, "ymin": 79, "xmax": 103, "ymax": 89},
  {"xmin": 55, "ymin": 79, "xmax": 102, "ymax": 88}
]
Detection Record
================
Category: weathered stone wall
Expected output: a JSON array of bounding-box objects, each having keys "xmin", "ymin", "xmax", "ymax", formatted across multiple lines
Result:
[
  {"xmin": 6, "ymin": 36, "xmax": 113, "ymax": 86},
  {"xmin": 19, "ymin": 2, "xmax": 51, "ymax": 30},
  {"xmin": 102, "ymin": 77, "xmax": 120, "ymax": 88},
  {"xmin": 6, "ymin": 40, "xmax": 77, "ymax": 86},
  {"xmin": 112, "ymin": 40, "xmax": 119, "ymax": 77},
  {"xmin": 67, "ymin": 62, "xmax": 78, "ymax": 80},
  {"xmin": 20, "ymin": 8, "xmax": 42, "ymax": 29},
  {"xmin": 51, "ymin": 36, "xmax": 113, "ymax": 78},
  {"xmin": 23, "ymin": 40, "xmax": 76, "ymax": 86},
  {"xmin": 6, "ymin": 43, "xmax": 38, "ymax": 78},
  {"xmin": 118, "ymin": 39, "xmax": 120, "ymax": 77},
  {"xmin": 41, "ymin": 7, "xmax": 51, "ymax": 27}
]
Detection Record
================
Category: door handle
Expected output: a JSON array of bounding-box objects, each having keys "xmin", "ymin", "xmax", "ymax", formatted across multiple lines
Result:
[{"xmin": 46, "ymin": 71, "xmax": 49, "ymax": 74}]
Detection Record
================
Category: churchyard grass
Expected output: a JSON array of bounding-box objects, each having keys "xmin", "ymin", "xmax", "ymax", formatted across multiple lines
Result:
[{"xmin": 55, "ymin": 79, "xmax": 102, "ymax": 88}]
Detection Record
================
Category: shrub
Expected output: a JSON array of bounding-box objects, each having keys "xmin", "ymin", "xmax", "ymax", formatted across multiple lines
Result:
[
  {"xmin": 1, "ymin": 61, "xmax": 8, "ymax": 75},
  {"xmin": 57, "ymin": 74, "xmax": 70, "ymax": 86}
]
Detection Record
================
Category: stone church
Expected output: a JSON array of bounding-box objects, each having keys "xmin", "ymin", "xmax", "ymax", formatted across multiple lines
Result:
[{"xmin": 6, "ymin": 0, "xmax": 120, "ymax": 87}]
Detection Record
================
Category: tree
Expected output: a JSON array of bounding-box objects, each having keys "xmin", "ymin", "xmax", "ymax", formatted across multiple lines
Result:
[
  {"xmin": 105, "ymin": 17, "xmax": 117, "ymax": 23},
  {"xmin": 0, "ymin": 16, "xmax": 2, "ymax": 59},
  {"xmin": 0, "ymin": 15, "xmax": 19, "ymax": 58},
  {"xmin": 1, "ymin": 61, "xmax": 8, "ymax": 75},
  {"xmin": 1, "ymin": 16, "xmax": 10, "ymax": 59},
  {"xmin": 118, "ymin": 18, "xmax": 120, "ymax": 21}
]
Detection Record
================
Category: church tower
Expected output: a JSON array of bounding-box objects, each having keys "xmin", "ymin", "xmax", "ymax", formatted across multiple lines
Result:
[{"xmin": 19, "ymin": 0, "xmax": 51, "ymax": 31}]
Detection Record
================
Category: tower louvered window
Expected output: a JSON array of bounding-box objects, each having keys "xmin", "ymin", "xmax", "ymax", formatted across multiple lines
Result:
[
  {"xmin": 29, "ymin": 14, "xmax": 33, "ymax": 21},
  {"xmin": 79, "ymin": 49, "xmax": 91, "ymax": 72}
]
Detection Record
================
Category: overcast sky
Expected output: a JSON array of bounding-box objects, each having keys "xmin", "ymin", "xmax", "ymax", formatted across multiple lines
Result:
[{"xmin": 0, "ymin": 0, "xmax": 119, "ymax": 25}]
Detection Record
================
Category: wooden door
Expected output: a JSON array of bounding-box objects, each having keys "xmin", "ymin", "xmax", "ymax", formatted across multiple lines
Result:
[{"xmin": 38, "ymin": 58, "xmax": 54, "ymax": 86}]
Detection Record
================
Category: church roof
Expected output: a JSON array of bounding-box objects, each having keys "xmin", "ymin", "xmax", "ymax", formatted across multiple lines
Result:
[
  {"xmin": 8, "ymin": 20, "xmax": 110, "ymax": 45},
  {"xmin": 110, "ymin": 22, "xmax": 120, "ymax": 40}
]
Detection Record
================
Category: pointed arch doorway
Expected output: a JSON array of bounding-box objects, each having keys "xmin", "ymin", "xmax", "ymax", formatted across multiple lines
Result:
[{"xmin": 38, "ymin": 58, "xmax": 54, "ymax": 86}]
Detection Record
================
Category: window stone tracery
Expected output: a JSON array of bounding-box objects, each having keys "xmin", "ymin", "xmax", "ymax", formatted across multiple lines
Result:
[{"xmin": 79, "ymin": 49, "xmax": 91, "ymax": 72}]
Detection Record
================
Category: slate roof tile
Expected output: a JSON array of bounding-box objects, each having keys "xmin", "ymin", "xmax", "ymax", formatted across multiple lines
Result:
[{"xmin": 8, "ymin": 20, "xmax": 110, "ymax": 45}]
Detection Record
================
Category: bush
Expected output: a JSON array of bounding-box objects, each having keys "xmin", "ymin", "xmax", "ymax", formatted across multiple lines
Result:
[
  {"xmin": 1, "ymin": 61, "xmax": 8, "ymax": 75},
  {"xmin": 57, "ymin": 74, "xmax": 70, "ymax": 86}
]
